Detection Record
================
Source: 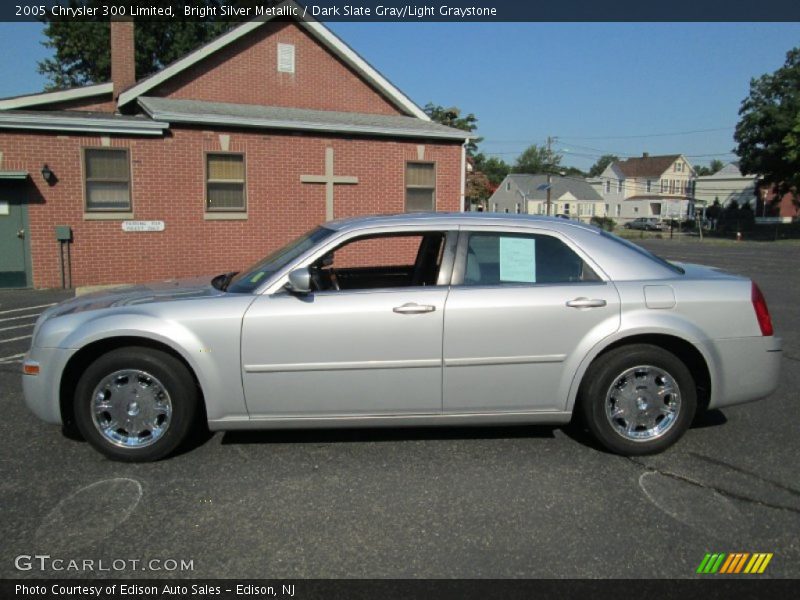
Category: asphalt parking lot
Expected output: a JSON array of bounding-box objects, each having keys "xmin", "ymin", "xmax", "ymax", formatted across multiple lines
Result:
[{"xmin": 1, "ymin": 239, "xmax": 798, "ymax": 579}]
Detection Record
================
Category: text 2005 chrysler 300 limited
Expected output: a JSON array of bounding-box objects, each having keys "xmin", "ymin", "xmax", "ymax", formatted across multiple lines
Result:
[{"xmin": 22, "ymin": 214, "xmax": 781, "ymax": 461}]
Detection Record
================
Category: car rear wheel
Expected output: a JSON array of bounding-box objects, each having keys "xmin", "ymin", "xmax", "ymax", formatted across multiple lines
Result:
[
  {"xmin": 74, "ymin": 347, "xmax": 198, "ymax": 462},
  {"xmin": 579, "ymin": 344, "xmax": 696, "ymax": 455}
]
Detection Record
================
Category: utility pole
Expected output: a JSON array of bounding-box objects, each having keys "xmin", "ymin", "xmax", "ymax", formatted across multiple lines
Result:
[{"xmin": 545, "ymin": 136, "xmax": 552, "ymax": 216}]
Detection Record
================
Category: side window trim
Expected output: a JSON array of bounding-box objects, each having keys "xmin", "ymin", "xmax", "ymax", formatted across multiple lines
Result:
[{"xmin": 451, "ymin": 228, "xmax": 607, "ymax": 288}]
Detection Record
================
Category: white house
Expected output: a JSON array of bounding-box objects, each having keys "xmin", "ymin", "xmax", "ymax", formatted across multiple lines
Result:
[
  {"xmin": 694, "ymin": 162, "xmax": 757, "ymax": 210},
  {"xmin": 488, "ymin": 174, "xmax": 605, "ymax": 222},
  {"xmin": 595, "ymin": 153, "xmax": 697, "ymax": 223}
]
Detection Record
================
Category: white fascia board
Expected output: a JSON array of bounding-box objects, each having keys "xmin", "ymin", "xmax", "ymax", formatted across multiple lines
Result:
[
  {"xmin": 142, "ymin": 107, "xmax": 464, "ymax": 140},
  {"xmin": 0, "ymin": 83, "xmax": 113, "ymax": 110},
  {"xmin": 0, "ymin": 114, "xmax": 168, "ymax": 136},
  {"xmin": 117, "ymin": 20, "xmax": 265, "ymax": 107}
]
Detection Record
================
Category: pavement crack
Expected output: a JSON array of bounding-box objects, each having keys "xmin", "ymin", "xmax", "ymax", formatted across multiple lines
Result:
[
  {"xmin": 688, "ymin": 452, "xmax": 800, "ymax": 497},
  {"xmin": 626, "ymin": 456, "xmax": 800, "ymax": 515},
  {"xmin": 783, "ymin": 354, "xmax": 800, "ymax": 363}
]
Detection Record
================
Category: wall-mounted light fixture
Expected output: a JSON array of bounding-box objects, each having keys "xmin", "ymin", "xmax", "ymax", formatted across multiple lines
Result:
[{"xmin": 41, "ymin": 164, "xmax": 54, "ymax": 184}]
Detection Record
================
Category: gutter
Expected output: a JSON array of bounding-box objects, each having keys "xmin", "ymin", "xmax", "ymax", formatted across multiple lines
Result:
[
  {"xmin": 0, "ymin": 113, "xmax": 169, "ymax": 136},
  {"xmin": 139, "ymin": 102, "xmax": 470, "ymax": 141}
]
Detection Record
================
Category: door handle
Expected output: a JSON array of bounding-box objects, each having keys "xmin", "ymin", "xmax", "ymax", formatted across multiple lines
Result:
[
  {"xmin": 16, "ymin": 229, "xmax": 25, "ymax": 239},
  {"xmin": 566, "ymin": 297, "xmax": 607, "ymax": 309},
  {"xmin": 393, "ymin": 303, "xmax": 436, "ymax": 315}
]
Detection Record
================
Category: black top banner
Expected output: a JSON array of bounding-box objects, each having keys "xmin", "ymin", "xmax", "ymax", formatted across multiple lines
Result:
[{"xmin": 3, "ymin": 0, "xmax": 800, "ymax": 22}]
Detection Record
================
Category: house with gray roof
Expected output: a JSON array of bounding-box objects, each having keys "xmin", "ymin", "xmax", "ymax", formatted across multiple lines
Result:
[{"xmin": 487, "ymin": 174, "xmax": 605, "ymax": 222}]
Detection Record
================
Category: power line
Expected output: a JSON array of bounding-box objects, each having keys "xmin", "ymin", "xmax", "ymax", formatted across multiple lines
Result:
[{"xmin": 558, "ymin": 126, "xmax": 735, "ymax": 140}]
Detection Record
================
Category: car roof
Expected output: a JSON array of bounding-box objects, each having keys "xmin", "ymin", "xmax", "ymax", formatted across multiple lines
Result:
[{"xmin": 325, "ymin": 212, "xmax": 602, "ymax": 235}]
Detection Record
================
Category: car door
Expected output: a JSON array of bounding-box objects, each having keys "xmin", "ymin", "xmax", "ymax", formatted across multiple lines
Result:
[
  {"xmin": 442, "ymin": 227, "xmax": 620, "ymax": 413},
  {"xmin": 240, "ymin": 229, "xmax": 456, "ymax": 418}
]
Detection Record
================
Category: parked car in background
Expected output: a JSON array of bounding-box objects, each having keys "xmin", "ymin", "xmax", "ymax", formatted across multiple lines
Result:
[
  {"xmin": 624, "ymin": 217, "xmax": 666, "ymax": 231},
  {"xmin": 22, "ymin": 213, "xmax": 781, "ymax": 461}
]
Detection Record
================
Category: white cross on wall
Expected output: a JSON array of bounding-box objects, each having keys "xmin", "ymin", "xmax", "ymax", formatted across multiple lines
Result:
[{"xmin": 300, "ymin": 147, "xmax": 359, "ymax": 221}]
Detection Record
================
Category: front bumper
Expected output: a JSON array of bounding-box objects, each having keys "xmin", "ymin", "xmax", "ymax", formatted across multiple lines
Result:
[
  {"xmin": 704, "ymin": 335, "xmax": 782, "ymax": 409},
  {"xmin": 22, "ymin": 346, "xmax": 77, "ymax": 425}
]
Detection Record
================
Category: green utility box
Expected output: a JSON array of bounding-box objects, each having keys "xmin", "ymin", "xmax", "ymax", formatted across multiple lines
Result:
[{"xmin": 55, "ymin": 225, "xmax": 72, "ymax": 241}]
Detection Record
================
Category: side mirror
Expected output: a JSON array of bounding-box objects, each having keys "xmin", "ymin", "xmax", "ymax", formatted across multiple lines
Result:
[{"xmin": 286, "ymin": 267, "xmax": 312, "ymax": 294}]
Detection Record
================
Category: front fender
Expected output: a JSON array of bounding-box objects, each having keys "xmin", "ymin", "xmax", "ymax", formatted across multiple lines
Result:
[{"xmin": 38, "ymin": 306, "xmax": 250, "ymax": 422}]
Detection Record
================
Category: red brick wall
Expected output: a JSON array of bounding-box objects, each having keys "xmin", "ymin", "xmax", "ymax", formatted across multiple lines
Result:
[
  {"xmin": 46, "ymin": 96, "xmax": 117, "ymax": 113},
  {"xmin": 153, "ymin": 22, "xmax": 404, "ymax": 116},
  {"xmin": 111, "ymin": 20, "xmax": 136, "ymax": 100},
  {"xmin": 0, "ymin": 128, "xmax": 461, "ymax": 288}
]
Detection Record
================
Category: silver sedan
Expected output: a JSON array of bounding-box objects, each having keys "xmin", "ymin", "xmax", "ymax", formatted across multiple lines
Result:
[{"xmin": 22, "ymin": 213, "xmax": 782, "ymax": 461}]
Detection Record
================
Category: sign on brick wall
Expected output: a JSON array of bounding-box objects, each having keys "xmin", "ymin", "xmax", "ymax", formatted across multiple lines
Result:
[{"xmin": 121, "ymin": 221, "xmax": 165, "ymax": 232}]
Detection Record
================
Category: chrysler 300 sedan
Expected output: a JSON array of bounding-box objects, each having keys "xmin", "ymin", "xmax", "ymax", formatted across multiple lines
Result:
[{"xmin": 23, "ymin": 213, "xmax": 781, "ymax": 461}]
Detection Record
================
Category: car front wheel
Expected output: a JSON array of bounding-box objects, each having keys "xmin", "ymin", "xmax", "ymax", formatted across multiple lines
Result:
[
  {"xmin": 579, "ymin": 344, "xmax": 696, "ymax": 455},
  {"xmin": 74, "ymin": 347, "xmax": 198, "ymax": 462}
]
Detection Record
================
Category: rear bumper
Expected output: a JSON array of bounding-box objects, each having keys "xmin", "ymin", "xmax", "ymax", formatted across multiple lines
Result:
[
  {"xmin": 22, "ymin": 346, "xmax": 76, "ymax": 425},
  {"xmin": 704, "ymin": 336, "xmax": 782, "ymax": 409}
]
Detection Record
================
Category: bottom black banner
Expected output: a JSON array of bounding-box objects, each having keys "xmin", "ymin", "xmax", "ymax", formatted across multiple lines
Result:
[{"xmin": 3, "ymin": 579, "xmax": 799, "ymax": 600}]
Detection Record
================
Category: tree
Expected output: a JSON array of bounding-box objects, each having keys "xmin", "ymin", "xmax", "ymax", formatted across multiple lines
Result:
[
  {"xmin": 423, "ymin": 103, "xmax": 482, "ymax": 155},
  {"xmin": 588, "ymin": 154, "xmax": 619, "ymax": 177},
  {"xmin": 465, "ymin": 169, "xmax": 493, "ymax": 207},
  {"xmin": 473, "ymin": 153, "xmax": 510, "ymax": 186},
  {"xmin": 562, "ymin": 166, "xmax": 588, "ymax": 178},
  {"xmin": 37, "ymin": 1, "xmax": 234, "ymax": 89},
  {"xmin": 734, "ymin": 46, "xmax": 800, "ymax": 189},
  {"xmin": 695, "ymin": 159, "xmax": 726, "ymax": 176},
  {"xmin": 513, "ymin": 144, "xmax": 562, "ymax": 174}
]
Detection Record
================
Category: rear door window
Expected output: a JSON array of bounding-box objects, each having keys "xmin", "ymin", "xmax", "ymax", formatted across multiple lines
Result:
[{"xmin": 461, "ymin": 232, "xmax": 600, "ymax": 286}]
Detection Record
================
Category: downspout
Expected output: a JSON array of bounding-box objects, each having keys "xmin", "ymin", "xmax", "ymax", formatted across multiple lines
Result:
[{"xmin": 460, "ymin": 140, "xmax": 467, "ymax": 212}]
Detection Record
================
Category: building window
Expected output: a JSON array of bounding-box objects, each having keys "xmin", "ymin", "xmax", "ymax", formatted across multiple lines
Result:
[
  {"xmin": 83, "ymin": 148, "xmax": 131, "ymax": 212},
  {"xmin": 515, "ymin": 202, "xmax": 521, "ymax": 214},
  {"xmin": 615, "ymin": 204, "xmax": 621, "ymax": 217},
  {"xmin": 605, "ymin": 180, "xmax": 611, "ymax": 194},
  {"xmin": 563, "ymin": 202, "xmax": 570, "ymax": 216},
  {"xmin": 493, "ymin": 202, "xmax": 498, "ymax": 212},
  {"xmin": 405, "ymin": 162, "xmax": 436, "ymax": 212},
  {"xmin": 605, "ymin": 203, "xmax": 609, "ymax": 214},
  {"xmin": 675, "ymin": 162, "xmax": 683, "ymax": 172},
  {"xmin": 660, "ymin": 179, "xmax": 667, "ymax": 193},
  {"xmin": 277, "ymin": 43, "xmax": 295, "ymax": 73},
  {"xmin": 617, "ymin": 179, "xmax": 624, "ymax": 193},
  {"xmin": 669, "ymin": 179, "xmax": 675, "ymax": 194},
  {"xmin": 206, "ymin": 153, "xmax": 246, "ymax": 212},
  {"xmin": 506, "ymin": 181, "xmax": 511, "ymax": 191},
  {"xmin": 634, "ymin": 207, "xmax": 639, "ymax": 213},
  {"xmin": 646, "ymin": 180, "xmax": 652, "ymax": 193}
]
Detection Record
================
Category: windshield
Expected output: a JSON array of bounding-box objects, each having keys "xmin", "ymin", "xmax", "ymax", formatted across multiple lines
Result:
[
  {"xmin": 226, "ymin": 226, "xmax": 335, "ymax": 293},
  {"xmin": 600, "ymin": 230, "xmax": 685, "ymax": 275}
]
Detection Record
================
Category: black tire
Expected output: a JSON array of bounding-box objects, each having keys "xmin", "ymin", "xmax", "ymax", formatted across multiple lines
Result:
[
  {"xmin": 578, "ymin": 344, "xmax": 696, "ymax": 455},
  {"xmin": 74, "ymin": 347, "xmax": 198, "ymax": 462}
]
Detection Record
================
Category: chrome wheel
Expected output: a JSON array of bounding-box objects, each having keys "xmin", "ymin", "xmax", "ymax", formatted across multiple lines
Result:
[
  {"xmin": 604, "ymin": 365, "xmax": 682, "ymax": 442},
  {"xmin": 91, "ymin": 369, "xmax": 173, "ymax": 449}
]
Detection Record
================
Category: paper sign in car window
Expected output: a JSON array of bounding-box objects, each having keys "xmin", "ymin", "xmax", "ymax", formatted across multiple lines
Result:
[{"xmin": 499, "ymin": 236, "xmax": 536, "ymax": 283}]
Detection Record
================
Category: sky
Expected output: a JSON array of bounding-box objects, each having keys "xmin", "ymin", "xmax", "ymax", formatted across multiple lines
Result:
[{"xmin": 0, "ymin": 21, "xmax": 798, "ymax": 171}]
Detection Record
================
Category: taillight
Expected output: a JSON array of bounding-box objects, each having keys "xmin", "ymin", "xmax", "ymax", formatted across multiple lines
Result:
[{"xmin": 751, "ymin": 282, "xmax": 774, "ymax": 336}]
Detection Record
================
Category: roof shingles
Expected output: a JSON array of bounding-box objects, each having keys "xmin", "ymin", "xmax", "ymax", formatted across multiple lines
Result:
[{"xmin": 615, "ymin": 155, "xmax": 681, "ymax": 178}]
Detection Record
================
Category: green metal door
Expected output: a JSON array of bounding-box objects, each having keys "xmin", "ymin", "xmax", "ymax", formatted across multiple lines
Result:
[{"xmin": 0, "ymin": 180, "xmax": 31, "ymax": 288}]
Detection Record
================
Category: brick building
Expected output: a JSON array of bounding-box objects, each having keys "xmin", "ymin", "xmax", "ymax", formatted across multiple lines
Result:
[{"xmin": 0, "ymin": 15, "xmax": 468, "ymax": 288}]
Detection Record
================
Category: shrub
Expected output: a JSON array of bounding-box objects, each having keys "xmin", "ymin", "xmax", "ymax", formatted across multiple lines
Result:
[{"xmin": 590, "ymin": 216, "xmax": 616, "ymax": 231}]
